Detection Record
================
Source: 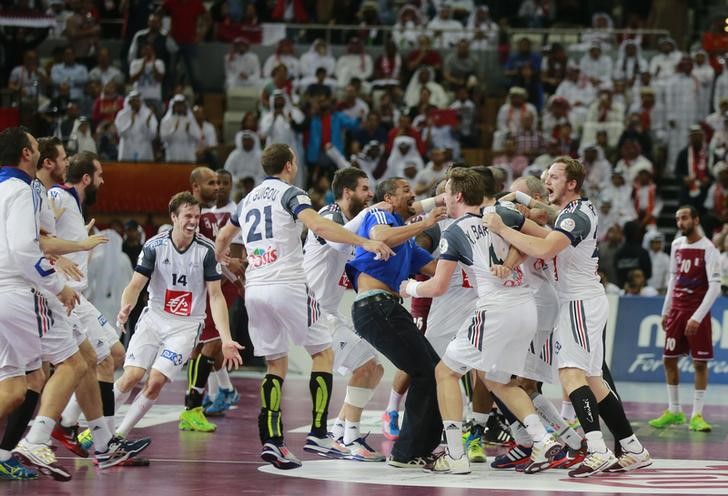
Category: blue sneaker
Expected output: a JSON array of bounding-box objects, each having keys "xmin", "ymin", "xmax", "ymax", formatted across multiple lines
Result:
[
  {"xmin": 0, "ymin": 456, "xmax": 38, "ymax": 480},
  {"xmin": 204, "ymin": 392, "xmax": 230, "ymax": 416},
  {"xmin": 220, "ymin": 387, "xmax": 240, "ymax": 407},
  {"xmin": 202, "ymin": 394, "xmax": 212, "ymax": 409},
  {"xmin": 382, "ymin": 410, "xmax": 400, "ymax": 440}
]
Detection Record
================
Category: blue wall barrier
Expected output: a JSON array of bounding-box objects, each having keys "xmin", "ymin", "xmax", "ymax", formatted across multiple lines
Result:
[{"xmin": 610, "ymin": 296, "xmax": 728, "ymax": 384}]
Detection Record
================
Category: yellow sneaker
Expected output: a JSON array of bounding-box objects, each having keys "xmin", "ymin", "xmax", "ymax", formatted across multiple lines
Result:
[
  {"xmin": 648, "ymin": 410, "xmax": 686, "ymax": 428},
  {"xmin": 179, "ymin": 406, "xmax": 217, "ymax": 432},
  {"xmin": 688, "ymin": 414, "xmax": 712, "ymax": 432}
]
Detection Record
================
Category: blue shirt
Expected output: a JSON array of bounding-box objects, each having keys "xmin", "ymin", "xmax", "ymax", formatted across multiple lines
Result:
[{"xmin": 345, "ymin": 209, "xmax": 433, "ymax": 292}]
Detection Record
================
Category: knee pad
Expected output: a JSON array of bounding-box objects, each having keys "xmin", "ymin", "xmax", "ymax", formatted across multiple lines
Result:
[{"xmin": 344, "ymin": 386, "xmax": 374, "ymax": 409}]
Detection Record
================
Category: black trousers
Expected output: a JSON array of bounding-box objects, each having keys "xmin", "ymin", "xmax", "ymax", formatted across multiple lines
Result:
[{"xmin": 352, "ymin": 293, "xmax": 442, "ymax": 460}]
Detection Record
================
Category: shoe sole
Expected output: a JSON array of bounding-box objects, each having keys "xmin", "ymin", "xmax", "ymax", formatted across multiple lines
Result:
[
  {"xmin": 468, "ymin": 455, "xmax": 487, "ymax": 463},
  {"xmin": 568, "ymin": 458, "xmax": 613, "ymax": 478},
  {"xmin": 302, "ymin": 446, "xmax": 348, "ymax": 460},
  {"xmin": 606, "ymin": 459, "xmax": 653, "ymax": 473},
  {"xmin": 179, "ymin": 422, "xmax": 216, "ymax": 432},
  {"xmin": 689, "ymin": 426, "xmax": 712, "ymax": 432},
  {"xmin": 522, "ymin": 446, "xmax": 563, "ymax": 475},
  {"xmin": 387, "ymin": 461, "xmax": 425, "ymax": 469},
  {"xmin": 347, "ymin": 455, "xmax": 386, "ymax": 462},
  {"xmin": 261, "ymin": 452, "xmax": 301, "ymax": 470},
  {"xmin": 491, "ymin": 458, "xmax": 530, "ymax": 469},
  {"xmin": 13, "ymin": 453, "xmax": 71, "ymax": 482},
  {"xmin": 98, "ymin": 441, "xmax": 152, "ymax": 470}
]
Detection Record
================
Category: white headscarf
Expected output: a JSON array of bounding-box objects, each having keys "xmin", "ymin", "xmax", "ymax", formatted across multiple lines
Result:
[
  {"xmin": 386, "ymin": 135, "xmax": 424, "ymax": 179},
  {"xmin": 299, "ymin": 39, "xmax": 336, "ymax": 79},
  {"xmin": 225, "ymin": 129, "xmax": 265, "ymax": 187}
]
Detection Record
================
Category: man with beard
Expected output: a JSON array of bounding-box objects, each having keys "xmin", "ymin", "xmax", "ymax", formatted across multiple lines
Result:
[{"xmin": 649, "ymin": 206, "xmax": 720, "ymax": 432}]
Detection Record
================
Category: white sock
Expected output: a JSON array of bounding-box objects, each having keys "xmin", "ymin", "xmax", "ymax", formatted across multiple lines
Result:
[
  {"xmin": 667, "ymin": 384, "xmax": 681, "ymax": 412},
  {"xmin": 692, "ymin": 389, "xmax": 706, "ymax": 418},
  {"xmin": 105, "ymin": 416, "xmax": 115, "ymax": 436},
  {"xmin": 207, "ymin": 372, "xmax": 220, "ymax": 397},
  {"xmin": 60, "ymin": 394, "xmax": 82, "ymax": 428},
  {"xmin": 331, "ymin": 418, "xmax": 345, "ymax": 441},
  {"xmin": 443, "ymin": 421, "xmax": 464, "ymax": 459},
  {"xmin": 532, "ymin": 394, "xmax": 582, "ymax": 450},
  {"xmin": 584, "ymin": 430, "xmax": 607, "ymax": 453},
  {"xmin": 561, "ymin": 400, "xmax": 576, "ymax": 421},
  {"xmin": 386, "ymin": 389, "xmax": 403, "ymax": 413},
  {"xmin": 26, "ymin": 416, "xmax": 55, "ymax": 445},
  {"xmin": 344, "ymin": 420, "xmax": 361, "ymax": 445},
  {"xmin": 472, "ymin": 411, "xmax": 490, "ymax": 427},
  {"xmin": 619, "ymin": 434, "xmax": 643, "ymax": 454},
  {"xmin": 523, "ymin": 413, "xmax": 548, "ymax": 444},
  {"xmin": 0, "ymin": 449, "xmax": 11, "ymax": 462},
  {"xmin": 510, "ymin": 420, "xmax": 533, "ymax": 447},
  {"xmin": 216, "ymin": 368, "xmax": 233, "ymax": 391},
  {"xmin": 114, "ymin": 383, "xmax": 132, "ymax": 406},
  {"xmin": 88, "ymin": 417, "xmax": 114, "ymax": 452},
  {"xmin": 116, "ymin": 393, "xmax": 156, "ymax": 439}
]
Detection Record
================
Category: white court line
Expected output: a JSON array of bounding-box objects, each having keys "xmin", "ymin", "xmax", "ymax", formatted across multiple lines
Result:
[{"xmin": 56, "ymin": 456, "xmax": 265, "ymax": 465}]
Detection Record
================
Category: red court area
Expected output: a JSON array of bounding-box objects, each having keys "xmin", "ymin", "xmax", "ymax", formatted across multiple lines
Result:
[{"xmin": 5, "ymin": 374, "xmax": 728, "ymax": 496}]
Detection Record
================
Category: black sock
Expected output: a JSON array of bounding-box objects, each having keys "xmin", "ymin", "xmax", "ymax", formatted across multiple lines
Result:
[
  {"xmin": 258, "ymin": 374, "xmax": 284, "ymax": 444},
  {"xmin": 309, "ymin": 371, "xmax": 333, "ymax": 438},
  {"xmin": 186, "ymin": 355, "xmax": 215, "ymax": 408},
  {"xmin": 99, "ymin": 381, "xmax": 115, "ymax": 418},
  {"xmin": 598, "ymin": 391, "xmax": 633, "ymax": 441},
  {"xmin": 492, "ymin": 396, "xmax": 517, "ymax": 424},
  {"xmin": 569, "ymin": 385, "xmax": 601, "ymax": 434},
  {"xmin": 0, "ymin": 390, "xmax": 39, "ymax": 450},
  {"xmin": 460, "ymin": 373, "xmax": 473, "ymax": 402}
]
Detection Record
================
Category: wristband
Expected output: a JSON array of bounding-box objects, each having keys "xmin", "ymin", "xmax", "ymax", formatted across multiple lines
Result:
[
  {"xmin": 406, "ymin": 279, "xmax": 422, "ymax": 297},
  {"xmin": 420, "ymin": 197, "xmax": 436, "ymax": 214},
  {"xmin": 514, "ymin": 191, "xmax": 533, "ymax": 206}
]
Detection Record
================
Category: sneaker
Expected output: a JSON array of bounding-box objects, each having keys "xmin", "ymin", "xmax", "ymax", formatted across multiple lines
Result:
[
  {"xmin": 345, "ymin": 434, "xmax": 385, "ymax": 462},
  {"xmin": 387, "ymin": 453, "xmax": 436, "ymax": 469},
  {"xmin": 0, "ymin": 455, "xmax": 38, "ymax": 480},
  {"xmin": 423, "ymin": 450, "xmax": 471, "ymax": 475},
  {"xmin": 220, "ymin": 387, "xmax": 240, "ymax": 407},
  {"xmin": 76, "ymin": 428, "xmax": 94, "ymax": 451},
  {"xmin": 521, "ymin": 435, "xmax": 562, "ymax": 474},
  {"xmin": 558, "ymin": 439, "xmax": 587, "ymax": 469},
  {"xmin": 484, "ymin": 414, "xmax": 514, "ymax": 446},
  {"xmin": 202, "ymin": 394, "xmax": 213, "ymax": 409},
  {"xmin": 606, "ymin": 447, "xmax": 652, "ymax": 472},
  {"xmin": 382, "ymin": 410, "xmax": 400, "ymax": 440},
  {"xmin": 13, "ymin": 439, "xmax": 71, "ymax": 482},
  {"xmin": 464, "ymin": 424, "xmax": 487, "ymax": 463},
  {"xmin": 491, "ymin": 444, "xmax": 532, "ymax": 469},
  {"xmin": 261, "ymin": 442, "xmax": 302, "ymax": 470},
  {"xmin": 303, "ymin": 434, "xmax": 350, "ymax": 459},
  {"xmin": 179, "ymin": 406, "xmax": 217, "ymax": 432},
  {"xmin": 95, "ymin": 436, "xmax": 151, "ymax": 469},
  {"xmin": 689, "ymin": 414, "xmax": 712, "ymax": 432},
  {"xmin": 568, "ymin": 449, "xmax": 618, "ymax": 478},
  {"xmin": 204, "ymin": 392, "xmax": 230, "ymax": 417},
  {"xmin": 51, "ymin": 423, "xmax": 89, "ymax": 458},
  {"xmin": 648, "ymin": 410, "xmax": 686, "ymax": 429}
]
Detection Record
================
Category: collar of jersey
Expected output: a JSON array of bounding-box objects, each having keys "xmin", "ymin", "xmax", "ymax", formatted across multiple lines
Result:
[
  {"xmin": 168, "ymin": 229, "xmax": 195, "ymax": 255},
  {"xmin": 264, "ymin": 176, "xmax": 286, "ymax": 183},
  {"xmin": 0, "ymin": 166, "xmax": 32, "ymax": 185},
  {"xmin": 564, "ymin": 197, "xmax": 588, "ymax": 209},
  {"xmin": 52, "ymin": 183, "xmax": 82, "ymax": 211}
]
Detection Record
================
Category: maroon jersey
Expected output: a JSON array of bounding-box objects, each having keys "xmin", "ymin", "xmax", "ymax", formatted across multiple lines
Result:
[{"xmin": 668, "ymin": 236, "xmax": 720, "ymax": 311}]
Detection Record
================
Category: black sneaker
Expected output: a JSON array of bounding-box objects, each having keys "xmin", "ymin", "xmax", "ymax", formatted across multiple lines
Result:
[
  {"xmin": 484, "ymin": 413, "xmax": 514, "ymax": 446},
  {"xmin": 260, "ymin": 442, "xmax": 302, "ymax": 470},
  {"xmin": 96, "ymin": 436, "xmax": 152, "ymax": 469}
]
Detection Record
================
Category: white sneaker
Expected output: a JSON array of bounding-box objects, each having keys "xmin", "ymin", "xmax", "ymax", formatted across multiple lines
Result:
[
  {"xmin": 423, "ymin": 450, "xmax": 471, "ymax": 475},
  {"xmin": 605, "ymin": 447, "xmax": 652, "ymax": 473},
  {"xmin": 568, "ymin": 449, "xmax": 618, "ymax": 478},
  {"xmin": 345, "ymin": 435, "xmax": 385, "ymax": 462},
  {"xmin": 13, "ymin": 439, "xmax": 71, "ymax": 481},
  {"xmin": 521, "ymin": 435, "xmax": 562, "ymax": 474},
  {"xmin": 302, "ymin": 434, "xmax": 350, "ymax": 459}
]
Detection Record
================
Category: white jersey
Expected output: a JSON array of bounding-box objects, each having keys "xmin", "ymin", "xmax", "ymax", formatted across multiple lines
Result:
[
  {"xmin": 32, "ymin": 179, "xmax": 56, "ymax": 236},
  {"xmin": 0, "ymin": 168, "xmax": 63, "ymax": 295},
  {"xmin": 552, "ymin": 198, "xmax": 604, "ymax": 300},
  {"xmin": 438, "ymin": 205, "xmax": 531, "ymax": 306},
  {"xmin": 429, "ymin": 218, "xmax": 477, "ymax": 312},
  {"xmin": 522, "ymin": 256, "xmax": 558, "ymax": 305},
  {"xmin": 210, "ymin": 201, "xmax": 243, "ymax": 245},
  {"xmin": 48, "ymin": 185, "xmax": 90, "ymax": 290},
  {"xmin": 135, "ymin": 231, "xmax": 222, "ymax": 322},
  {"xmin": 232, "ymin": 177, "xmax": 313, "ymax": 288}
]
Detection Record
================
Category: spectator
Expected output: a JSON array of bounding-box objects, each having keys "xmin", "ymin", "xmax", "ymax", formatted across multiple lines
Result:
[
  {"xmin": 495, "ymin": 86, "xmax": 538, "ymax": 139},
  {"xmin": 542, "ymin": 95, "xmax": 572, "ymax": 139},
  {"xmin": 581, "ymin": 144, "xmax": 612, "ymax": 197},
  {"xmin": 514, "ymin": 62, "xmax": 544, "ymax": 112},
  {"xmin": 377, "ymin": 91, "xmax": 401, "ymax": 131},
  {"xmin": 618, "ymin": 112, "xmax": 654, "ymax": 161},
  {"xmin": 373, "ymin": 40, "xmax": 402, "ymax": 83},
  {"xmin": 504, "ymin": 37, "xmax": 541, "ymax": 81},
  {"xmin": 598, "ymin": 224, "xmax": 623, "ymax": 284},
  {"xmin": 213, "ymin": 1, "xmax": 262, "ymax": 43},
  {"xmin": 51, "ymin": 46, "xmax": 88, "ymax": 99},
  {"xmin": 630, "ymin": 87, "xmax": 666, "ymax": 148},
  {"xmin": 129, "ymin": 42, "xmax": 165, "ymax": 114},
  {"xmin": 614, "ymin": 220, "xmax": 652, "ymax": 288},
  {"xmin": 579, "ymin": 42, "xmax": 613, "ymax": 87},
  {"xmin": 443, "ymin": 39, "xmax": 479, "ymax": 90},
  {"xmin": 384, "ymin": 135, "xmax": 424, "ymax": 182},
  {"xmin": 492, "ymin": 135, "xmax": 529, "ymax": 185},
  {"xmin": 581, "ymin": 12, "xmax": 616, "ymax": 51},
  {"xmin": 408, "ymin": 87, "xmax": 436, "ymax": 121},
  {"xmin": 161, "ymin": 0, "xmax": 211, "ymax": 94},
  {"xmin": 335, "ymin": 37, "xmax": 373, "ymax": 87},
  {"xmin": 666, "ymin": 55, "xmax": 704, "ymax": 170},
  {"xmin": 337, "ymin": 84, "xmax": 370, "ymax": 120},
  {"xmin": 692, "ymin": 49, "xmax": 715, "ymax": 118},
  {"xmin": 596, "ymin": 129, "xmax": 619, "ymax": 166},
  {"xmin": 706, "ymin": 97, "xmax": 728, "ymax": 133},
  {"xmin": 356, "ymin": 1, "xmax": 383, "ymax": 45},
  {"xmin": 114, "ymin": 90, "xmax": 158, "ymax": 161},
  {"xmin": 541, "ymin": 42, "xmax": 568, "ymax": 94},
  {"xmin": 301, "ymin": 67, "xmax": 335, "ymax": 100},
  {"xmin": 269, "ymin": 0, "xmax": 309, "ymax": 23},
  {"xmin": 649, "ymin": 37, "xmax": 681, "ymax": 84},
  {"xmin": 68, "ymin": 116, "xmax": 97, "ymax": 154},
  {"xmin": 262, "ymin": 38, "xmax": 299, "ymax": 80},
  {"xmin": 533, "ymin": 139, "xmax": 560, "ymax": 170},
  {"xmin": 404, "ymin": 66, "xmax": 448, "ymax": 109},
  {"xmin": 193, "ymin": 105, "xmax": 218, "ymax": 167},
  {"xmin": 127, "ymin": 12, "xmax": 177, "ymax": 71},
  {"xmin": 47, "ymin": 0, "xmax": 74, "ymax": 40},
  {"xmin": 404, "ymin": 34, "xmax": 443, "ymax": 79},
  {"xmin": 258, "ymin": 90, "xmax": 305, "ymax": 186},
  {"xmin": 615, "ymin": 139, "xmax": 654, "ymax": 185},
  {"xmin": 614, "ymin": 39, "xmax": 647, "ymax": 87},
  {"xmin": 644, "ymin": 230, "xmax": 670, "ymax": 293},
  {"xmin": 350, "ymin": 111, "xmax": 387, "ymax": 152},
  {"xmin": 262, "ymin": 64, "xmax": 293, "ymax": 105},
  {"xmin": 631, "ymin": 164, "xmax": 662, "ymax": 228},
  {"xmin": 414, "ymin": 147, "xmax": 449, "ymax": 197},
  {"xmin": 676, "ymin": 125, "xmax": 711, "ymax": 209},
  {"xmin": 513, "ymin": 111, "xmax": 543, "ymax": 158},
  {"xmin": 160, "ymin": 94, "xmax": 201, "ymax": 162},
  {"xmin": 58, "ymin": 102, "xmax": 80, "ymax": 146},
  {"xmin": 224, "ymin": 129, "xmax": 264, "ymax": 187},
  {"xmin": 466, "ymin": 5, "xmax": 498, "ymax": 50},
  {"xmin": 601, "ymin": 170, "xmax": 637, "ymax": 224},
  {"xmin": 622, "ymin": 268, "xmax": 658, "ymax": 296},
  {"xmin": 450, "ymin": 86, "xmax": 476, "ymax": 147},
  {"xmin": 555, "ymin": 63, "xmax": 596, "ymax": 127},
  {"xmin": 392, "ymin": 4, "xmax": 424, "ymax": 49},
  {"xmin": 517, "ymin": 0, "xmax": 555, "ymax": 28},
  {"xmin": 420, "ymin": 111, "xmax": 461, "ymax": 160},
  {"xmin": 585, "ymin": 86, "xmax": 624, "ymax": 124},
  {"xmin": 122, "ymin": 220, "xmax": 145, "ymax": 265},
  {"xmin": 710, "ymin": 115, "xmax": 728, "ymax": 169},
  {"xmin": 92, "ymin": 81, "xmax": 124, "ymax": 127},
  {"xmin": 303, "ymin": 94, "xmax": 359, "ymax": 176},
  {"xmin": 78, "ymin": 79, "xmax": 101, "ymax": 118},
  {"xmin": 714, "ymin": 70, "xmax": 728, "ymax": 114},
  {"xmin": 350, "ymin": 140, "xmax": 383, "ymax": 187},
  {"xmin": 64, "ymin": 0, "xmax": 101, "ymax": 66},
  {"xmin": 224, "ymin": 36, "xmax": 261, "ymax": 89},
  {"xmin": 299, "ymin": 39, "xmax": 336, "ymax": 80},
  {"xmin": 426, "ymin": 4, "xmax": 463, "ymax": 49},
  {"xmin": 704, "ymin": 161, "xmax": 728, "ymax": 233},
  {"xmin": 386, "ymin": 114, "xmax": 425, "ymax": 155},
  {"xmin": 89, "ymin": 47, "xmax": 124, "ymax": 88},
  {"xmin": 9, "ymin": 49, "xmax": 49, "ymax": 108}
]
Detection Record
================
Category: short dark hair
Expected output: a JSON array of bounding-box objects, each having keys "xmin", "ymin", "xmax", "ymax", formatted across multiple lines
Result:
[
  {"xmin": 677, "ymin": 204, "xmax": 700, "ymax": 218},
  {"xmin": 261, "ymin": 143, "xmax": 294, "ymax": 176},
  {"xmin": 66, "ymin": 151, "xmax": 98, "ymax": 184},
  {"xmin": 37, "ymin": 136, "xmax": 63, "ymax": 170},
  {"xmin": 169, "ymin": 191, "xmax": 200, "ymax": 215},
  {"xmin": 0, "ymin": 126, "xmax": 32, "ymax": 167},
  {"xmin": 332, "ymin": 167, "xmax": 367, "ymax": 200},
  {"xmin": 469, "ymin": 166, "xmax": 496, "ymax": 197},
  {"xmin": 216, "ymin": 169, "xmax": 232, "ymax": 179},
  {"xmin": 374, "ymin": 177, "xmax": 404, "ymax": 202},
  {"xmin": 447, "ymin": 168, "xmax": 485, "ymax": 206}
]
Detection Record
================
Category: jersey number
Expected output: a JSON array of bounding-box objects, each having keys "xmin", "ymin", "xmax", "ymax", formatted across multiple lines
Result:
[
  {"xmin": 488, "ymin": 245, "xmax": 503, "ymax": 267},
  {"xmin": 172, "ymin": 273, "xmax": 188, "ymax": 286},
  {"xmin": 246, "ymin": 206, "xmax": 273, "ymax": 242}
]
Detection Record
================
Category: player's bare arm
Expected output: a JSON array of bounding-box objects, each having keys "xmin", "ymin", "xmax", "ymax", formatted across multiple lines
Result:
[
  {"xmin": 214, "ymin": 222, "xmax": 241, "ymax": 261},
  {"xmin": 206, "ymin": 279, "xmax": 244, "ymax": 370},
  {"xmin": 39, "ymin": 232, "xmax": 108, "ymax": 256},
  {"xmin": 400, "ymin": 259, "xmax": 458, "ymax": 298},
  {"xmin": 484, "ymin": 212, "xmax": 570, "ymax": 260},
  {"xmin": 117, "ymin": 271, "xmax": 150, "ymax": 327},
  {"xmin": 369, "ymin": 207, "xmax": 447, "ymax": 248}
]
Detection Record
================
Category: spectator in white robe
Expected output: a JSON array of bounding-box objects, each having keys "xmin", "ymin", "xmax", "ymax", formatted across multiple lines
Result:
[
  {"xmin": 426, "ymin": 4, "xmax": 464, "ymax": 49},
  {"xmin": 160, "ymin": 94, "xmax": 201, "ymax": 162},
  {"xmin": 224, "ymin": 129, "xmax": 265, "ymax": 188},
  {"xmin": 613, "ymin": 39, "xmax": 648, "ymax": 87},
  {"xmin": 114, "ymin": 90, "xmax": 157, "ymax": 161},
  {"xmin": 262, "ymin": 38, "xmax": 299, "ymax": 79},
  {"xmin": 579, "ymin": 42, "xmax": 613, "ymax": 87},
  {"xmin": 666, "ymin": 55, "xmax": 703, "ymax": 172},
  {"xmin": 692, "ymin": 49, "xmax": 715, "ymax": 118},
  {"xmin": 555, "ymin": 63, "xmax": 596, "ymax": 129},
  {"xmin": 335, "ymin": 37, "xmax": 373, "ymax": 87},
  {"xmin": 384, "ymin": 135, "xmax": 424, "ymax": 182},
  {"xmin": 466, "ymin": 5, "xmax": 499, "ymax": 50},
  {"xmin": 86, "ymin": 225, "xmax": 132, "ymax": 328},
  {"xmin": 67, "ymin": 116, "xmax": 97, "ymax": 154},
  {"xmin": 404, "ymin": 66, "xmax": 449, "ymax": 109},
  {"xmin": 392, "ymin": 4, "xmax": 424, "ymax": 49},
  {"xmin": 258, "ymin": 90, "xmax": 306, "ymax": 186},
  {"xmin": 224, "ymin": 37, "xmax": 261, "ymax": 89},
  {"xmin": 299, "ymin": 39, "xmax": 336, "ymax": 80},
  {"xmin": 714, "ymin": 67, "xmax": 728, "ymax": 112},
  {"xmin": 642, "ymin": 230, "xmax": 670, "ymax": 294}
]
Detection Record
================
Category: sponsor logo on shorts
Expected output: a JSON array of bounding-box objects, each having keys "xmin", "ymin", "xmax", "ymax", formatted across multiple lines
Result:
[
  {"xmin": 98, "ymin": 314, "xmax": 108, "ymax": 327},
  {"xmin": 247, "ymin": 246, "xmax": 278, "ymax": 268},
  {"xmin": 338, "ymin": 272, "xmax": 353, "ymax": 289},
  {"xmin": 164, "ymin": 289, "xmax": 193, "ymax": 316},
  {"xmin": 160, "ymin": 348, "xmax": 183, "ymax": 365}
]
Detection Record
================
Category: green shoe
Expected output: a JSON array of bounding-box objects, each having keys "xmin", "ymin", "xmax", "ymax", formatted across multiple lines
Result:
[
  {"xmin": 648, "ymin": 410, "xmax": 686, "ymax": 428},
  {"xmin": 688, "ymin": 414, "xmax": 712, "ymax": 432},
  {"xmin": 179, "ymin": 406, "xmax": 217, "ymax": 432},
  {"xmin": 464, "ymin": 424, "xmax": 487, "ymax": 463}
]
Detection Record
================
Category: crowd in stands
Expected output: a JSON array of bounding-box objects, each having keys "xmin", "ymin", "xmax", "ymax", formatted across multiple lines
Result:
[{"xmin": 6, "ymin": 1, "xmax": 728, "ymax": 294}]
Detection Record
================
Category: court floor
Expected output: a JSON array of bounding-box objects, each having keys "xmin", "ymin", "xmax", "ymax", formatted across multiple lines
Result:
[{"xmin": 4, "ymin": 372, "xmax": 728, "ymax": 496}]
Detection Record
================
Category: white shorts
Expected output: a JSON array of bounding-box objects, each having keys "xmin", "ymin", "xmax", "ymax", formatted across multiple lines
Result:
[
  {"xmin": 72, "ymin": 294, "xmax": 119, "ymax": 362},
  {"xmin": 245, "ymin": 284, "xmax": 332, "ymax": 359},
  {"xmin": 522, "ymin": 329, "xmax": 558, "ymax": 384},
  {"xmin": 124, "ymin": 308, "xmax": 202, "ymax": 381},
  {"xmin": 553, "ymin": 294, "xmax": 608, "ymax": 377},
  {"xmin": 40, "ymin": 291, "xmax": 80, "ymax": 366},
  {"xmin": 442, "ymin": 298, "xmax": 537, "ymax": 384},
  {"xmin": 0, "ymin": 289, "xmax": 45, "ymax": 381},
  {"xmin": 425, "ymin": 288, "xmax": 477, "ymax": 356},
  {"xmin": 329, "ymin": 315, "xmax": 378, "ymax": 376}
]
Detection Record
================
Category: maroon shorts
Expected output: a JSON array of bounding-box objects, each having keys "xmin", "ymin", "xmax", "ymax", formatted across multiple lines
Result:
[
  {"xmin": 663, "ymin": 308, "xmax": 714, "ymax": 360},
  {"xmin": 199, "ymin": 280, "xmax": 240, "ymax": 343}
]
